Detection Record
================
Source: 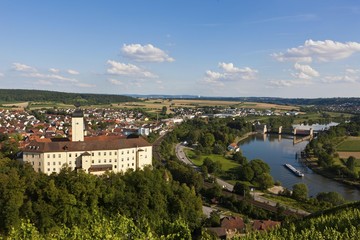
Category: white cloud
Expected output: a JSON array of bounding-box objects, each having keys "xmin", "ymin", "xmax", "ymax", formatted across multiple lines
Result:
[
  {"xmin": 22, "ymin": 72, "xmax": 78, "ymax": 82},
  {"xmin": 108, "ymin": 78, "xmax": 123, "ymax": 85},
  {"xmin": 74, "ymin": 83, "xmax": 95, "ymax": 88},
  {"xmin": 107, "ymin": 60, "xmax": 158, "ymax": 78},
  {"xmin": 272, "ymin": 39, "xmax": 360, "ymax": 63},
  {"xmin": 322, "ymin": 68, "xmax": 359, "ymax": 84},
  {"xmin": 49, "ymin": 68, "xmax": 60, "ymax": 73},
  {"xmin": 35, "ymin": 80, "xmax": 53, "ymax": 85},
  {"xmin": 122, "ymin": 43, "xmax": 175, "ymax": 62},
  {"xmin": 0, "ymin": 72, "xmax": 4, "ymax": 77},
  {"xmin": 292, "ymin": 63, "xmax": 320, "ymax": 79},
  {"xmin": 204, "ymin": 62, "xmax": 258, "ymax": 85},
  {"xmin": 13, "ymin": 63, "xmax": 37, "ymax": 72},
  {"xmin": 67, "ymin": 69, "xmax": 79, "ymax": 75},
  {"xmin": 269, "ymin": 79, "xmax": 313, "ymax": 88},
  {"xmin": 204, "ymin": 70, "xmax": 224, "ymax": 82}
]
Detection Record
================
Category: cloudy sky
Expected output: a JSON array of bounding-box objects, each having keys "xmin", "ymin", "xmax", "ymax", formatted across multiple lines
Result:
[{"xmin": 1, "ymin": 0, "xmax": 360, "ymax": 98}]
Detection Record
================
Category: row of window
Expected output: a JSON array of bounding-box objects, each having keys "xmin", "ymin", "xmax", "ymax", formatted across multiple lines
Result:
[
  {"xmin": 43, "ymin": 163, "xmax": 135, "ymax": 173},
  {"xmin": 30, "ymin": 153, "xmax": 148, "ymax": 168},
  {"xmin": 92, "ymin": 159, "xmax": 117, "ymax": 163},
  {"xmin": 45, "ymin": 149, "xmax": 148, "ymax": 159}
]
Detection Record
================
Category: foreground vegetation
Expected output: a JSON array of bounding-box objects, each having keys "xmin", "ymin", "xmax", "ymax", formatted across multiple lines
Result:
[
  {"xmin": 0, "ymin": 157, "xmax": 202, "ymax": 237},
  {"xmin": 241, "ymin": 201, "xmax": 360, "ymax": 239},
  {"xmin": 304, "ymin": 115, "xmax": 360, "ymax": 185}
]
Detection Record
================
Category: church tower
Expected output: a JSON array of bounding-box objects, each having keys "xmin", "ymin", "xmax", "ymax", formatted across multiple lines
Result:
[{"xmin": 72, "ymin": 109, "xmax": 84, "ymax": 142}]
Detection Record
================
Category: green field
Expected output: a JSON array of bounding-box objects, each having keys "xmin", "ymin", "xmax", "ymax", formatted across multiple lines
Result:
[
  {"xmin": 292, "ymin": 112, "xmax": 353, "ymax": 124},
  {"xmin": 184, "ymin": 149, "xmax": 240, "ymax": 171},
  {"xmin": 337, "ymin": 138, "xmax": 360, "ymax": 152}
]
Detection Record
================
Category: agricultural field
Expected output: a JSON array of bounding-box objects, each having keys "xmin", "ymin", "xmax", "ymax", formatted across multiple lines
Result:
[
  {"xmin": 1, "ymin": 101, "xmax": 29, "ymax": 109},
  {"xmin": 114, "ymin": 99, "xmax": 300, "ymax": 114},
  {"xmin": 292, "ymin": 112, "xmax": 353, "ymax": 124},
  {"xmin": 337, "ymin": 137, "xmax": 360, "ymax": 153},
  {"xmin": 2, "ymin": 98, "xmax": 301, "ymax": 115},
  {"xmin": 336, "ymin": 137, "xmax": 360, "ymax": 170}
]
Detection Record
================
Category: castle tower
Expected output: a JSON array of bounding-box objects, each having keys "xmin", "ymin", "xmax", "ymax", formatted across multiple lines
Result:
[{"xmin": 72, "ymin": 109, "xmax": 84, "ymax": 142}]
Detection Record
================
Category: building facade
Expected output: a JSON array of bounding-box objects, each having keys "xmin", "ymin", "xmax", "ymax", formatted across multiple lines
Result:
[{"xmin": 23, "ymin": 110, "xmax": 152, "ymax": 175}]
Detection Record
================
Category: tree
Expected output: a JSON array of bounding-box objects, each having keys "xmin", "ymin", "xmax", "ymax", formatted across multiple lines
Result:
[
  {"xmin": 161, "ymin": 106, "xmax": 167, "ymax": 115},
  {"xmin": 202, "ymin": 158, "xmax": 221, "ymax": 174},
  {"xmin": 292, "ymin": 183, "xmax": 308, "ymax": 201},
  {"xmin": 346, "ymin": 156, "xmax": 356, "ymax": 172},
  {"xmin": 1, "ymin": 140, "xmax": 20, "ymax": 159},
  {"xmin": 238, "ymin": 165, "xmax": 254, "ymax": 182},
  {"xmin": 233, "ymin": 152, "xmax": 248, "ymax": 165},
  {"xmin": 254, "ymin": 173, "xmax": 274, "ymax": 190},
  {"xmin": 249, "ymin": 159, "xmax": 270, "ymax": 176},
  {"xmin": 205, "ymin": 211, "xmax": 221, "ymax": 227},
  {"xmin": 212, "ymin": 143, "xmax": 225, "ymax": 155},
  {"xmin": 316, "ymin": 192, "xmax": 345, "ymax": 206},
  {"xmin": 200, "ymin": 133, "xmax": 215, "ymax": 148},
  {"xmin": 233, "ymin": 182, "xmax": 250, "ymax": 197}
]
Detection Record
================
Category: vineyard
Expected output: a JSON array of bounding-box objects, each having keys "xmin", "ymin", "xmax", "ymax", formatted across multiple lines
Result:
[{"xmin": 241, "ymin": 201, "xmax": 360, "ymax": 239}]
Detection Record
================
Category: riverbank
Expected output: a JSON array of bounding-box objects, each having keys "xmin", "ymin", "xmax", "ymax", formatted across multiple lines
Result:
[
  {"xmin": 301, "ymin": 157, "xmax": 360, "ymax": 190},
  {"xmin": 236, "ymin": 132, "xmax": 257, "ymax": 144}
]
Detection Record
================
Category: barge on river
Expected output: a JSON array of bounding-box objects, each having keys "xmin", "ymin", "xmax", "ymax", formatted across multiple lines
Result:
[{"xmin": 284, "ymin": 163, "xmax": 304, "ymax": 177}]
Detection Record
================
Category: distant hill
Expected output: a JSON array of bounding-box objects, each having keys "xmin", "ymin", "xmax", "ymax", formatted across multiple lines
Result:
[
  {"xmin": 0, "ymin": 89, "xmax": 140, "ymax": 106},
  {"xmin": 126, "ymin": 94, "xmax": 360, "ymax": 107}
]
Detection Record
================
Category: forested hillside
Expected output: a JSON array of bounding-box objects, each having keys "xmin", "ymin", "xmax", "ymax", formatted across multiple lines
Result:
[
  {"xmin": 0, "ymin": 157, "xmax": 202, "ymax": 238},
  {"xmin": 0, "ymin": 89, "xmax": 139, "ymax": 105}
]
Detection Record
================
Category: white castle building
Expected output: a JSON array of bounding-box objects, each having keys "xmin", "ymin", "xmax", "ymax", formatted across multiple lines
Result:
[{"xmin": 23, "ymin": 109, "xmax": 152, "ymax": 175}]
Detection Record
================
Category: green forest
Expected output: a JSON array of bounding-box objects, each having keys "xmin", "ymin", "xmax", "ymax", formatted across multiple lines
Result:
[
  {"xmin": 0, "ymin": 158, "xmax": 202, "ymax": 239},
  {"xmin": 0, "ymin": 89, "xmax": 139, "ymax": 106}
]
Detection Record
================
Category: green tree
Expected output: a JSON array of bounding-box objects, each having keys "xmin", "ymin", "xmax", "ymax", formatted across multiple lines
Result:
[
  {"xmin": 233, "ymin": 152, "xmax": 248, "ymax": 165},
  {"xmin": 316, "ymin": 192, "xmax": 345, "ymax": 206},
  {"xmin": 233, "ymin": 182, "xmax": 250, "ymax": 197},
  {"xmin": 254, "ymin": 173, "xmax": 274, "ymax": 190},
  {"xmin": 205, "ymin": 211, "xmax": 221, "ymax": 227},
  {"xmin": 161, "ymin": 106, "xmax": 167, "ymax": 115},
  {"xmin": 238, "ymin": 165, "xmax": 254, "ymax": 182},
  {"xmin": 346, "ymin": 156, "xmax": 356, "ymax": 172},
  {"xmin": 292, "ymin": 183, "xmax": 308, "ymax": 201},
  {"xmin": 200, "ymin": 133, "xmax": 215, "ymax": 148},
  {"xmin": 202, "ymin": 158, "xmax": 221, "ymax": 174}
]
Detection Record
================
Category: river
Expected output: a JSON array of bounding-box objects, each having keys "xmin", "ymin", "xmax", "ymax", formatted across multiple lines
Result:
[{"xmin": 238, "ymin": 133, "xmax": 360, "ymax": 201}]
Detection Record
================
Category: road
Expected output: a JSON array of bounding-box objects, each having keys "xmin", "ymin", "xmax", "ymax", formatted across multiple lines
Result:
[{"xmin": 175, "ymin": 143, "xmax": 310, "ymax": 216}]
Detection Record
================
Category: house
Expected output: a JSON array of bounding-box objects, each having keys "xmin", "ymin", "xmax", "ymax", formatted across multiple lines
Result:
[
  {"xmin": 22, "ymin": 109, "xmax": 152, "ymax": 175},
  {"xmin": 227, "ymin": 143, "xmax": 240, "ymax": 152},
  {"xmin": 252, "ymin": 220, "xmax": 280, "ymax": 231},
  {"xmin": 207, "ymin": 216, "xmax": 245, "ymax": 239}
]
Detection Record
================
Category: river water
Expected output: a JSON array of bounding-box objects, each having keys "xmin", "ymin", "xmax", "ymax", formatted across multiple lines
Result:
[{"xmin": 238, "ymin": 134, "xmax": 360, "ymax": 201}]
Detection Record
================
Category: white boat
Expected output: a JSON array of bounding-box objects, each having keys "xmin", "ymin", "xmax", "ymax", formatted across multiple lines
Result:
[{"xmin": 284, "ymin": 163, "xmax": 304, "ymax": 177}]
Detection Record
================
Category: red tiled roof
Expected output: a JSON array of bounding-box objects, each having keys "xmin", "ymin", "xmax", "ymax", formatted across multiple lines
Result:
[
  {"xmin": 221, "ymin": 216, "xmax": 245, "ymax": 230},
  {"xmin": 24, "ymin": 136, "xmax": 151, "ymax": 153},
  {"xmin": 252, "ymin": 220, "xmax": 280, "ymax": 231}
]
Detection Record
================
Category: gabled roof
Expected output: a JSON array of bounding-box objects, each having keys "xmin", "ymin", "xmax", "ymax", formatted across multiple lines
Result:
[
  {"xmin": 24, "ymin": 136, "xmax": 151, "ymax": 153},
  {"xmin": 252, "ymin": 220, "xmax": 280, "ymax": 231},
  {"xmin": 221, "ymin": 216, "xmax": 245, "ymax": 230}
]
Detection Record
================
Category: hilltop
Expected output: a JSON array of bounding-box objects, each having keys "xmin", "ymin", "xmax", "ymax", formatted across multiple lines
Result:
[{"xmin": 0, "ymin": 89, "xmax": 139, "ymax": 106}]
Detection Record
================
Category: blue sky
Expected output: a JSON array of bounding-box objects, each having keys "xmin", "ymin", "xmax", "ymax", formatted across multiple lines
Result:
[{"xmin": 1, "ymin": 0, "xmax": 360, "ymax": 98}]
